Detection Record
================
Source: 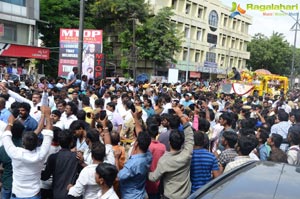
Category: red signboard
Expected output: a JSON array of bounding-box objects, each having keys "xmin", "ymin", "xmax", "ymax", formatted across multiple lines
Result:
[
  {"xmin": 58, "ymin": 28, "xmax": 103, "ymax": 79},
  {"xmin": 190, "ymin": 71, "xmax": 201, "ymax": 78},
  {"xmin": 0, "ymin": 24, "xmax": 4, "ymax": 37},
  {"xmin": 0, "ymin": 43, "xmax": 49, "ymax": 60}
]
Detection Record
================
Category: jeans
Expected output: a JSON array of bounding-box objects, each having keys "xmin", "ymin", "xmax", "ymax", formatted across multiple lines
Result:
[
  {"xmin": 1, "ymin": 187, "xmax": 12, "ymax": 199},
  {"xmin": 10, "ymin": 193, "xmax": 41, "ymax": 199}
]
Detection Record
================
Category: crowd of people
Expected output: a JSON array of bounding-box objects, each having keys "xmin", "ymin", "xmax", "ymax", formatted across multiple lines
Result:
[{"xmin": 0, "ymin": 68, "xmax": 299, "ymax": 199}]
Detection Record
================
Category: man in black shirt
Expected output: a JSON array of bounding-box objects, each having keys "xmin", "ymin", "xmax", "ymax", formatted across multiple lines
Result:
[
  {"xmin": 231, "ymin": 67, "xmax": 241, "ymax": 81},
  {"xmin": 42, "ymin": 129, "xmax": 81, "ymax": 199}
]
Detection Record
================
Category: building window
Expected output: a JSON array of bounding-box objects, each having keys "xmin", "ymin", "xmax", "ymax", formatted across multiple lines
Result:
[
  {"xmin": 171, "ymin": 0, "xmax": 177, "ymax": 9},
  {"xmin": 206, "ymin": 52, "xmax": 216, "ymax": 62},
  {"xmin": 222, "ymin": 36, "xmax": 226, "ymax": 47},
  {"xmin": 195, "ymin": 52, "xmax": 200, "ymax": 62},
  {"xmin": 185, "ymin": 3, "xmax": 191, "ymax": 14},
  {"xmin": 233, "ymin": 20, "xmax": 236, "ymax": 30},
  {"xmin": 231, "ymin": 39, "xmax": 235, "ymax": 48},
  {"xmin": 239, "ymin": 41, "xmax": 243, "ymax": 50},
  {"xmin": 0, "ymin": 0, "xmax": 26, "ymax": 6},
  {"xmin": 2, "ymin": 24, "xmax": 17, "ymax": 42},
  {"xmin": 229, "ymin": 58, "xmax": 233, "ymax": 67},
  {"xmin": 183, "ymin": 49, "xmax": 188, "ymax": 61},
  {"xmin": 196, "ymin": 29, "xmax": 202, "ymax": 41},
  {"xmin": 241, "ymin": 22, "xmax": 245, "ymax": 33},
  {"xmin": 220, "ymin": 56, "xmax": 225, "ymax": 67},
  {"xmin": 184, "ymin": 26, "xmax": 190, "ymax": 38},
  {"xmin": 207, "ymin": 33, "xmax": 217, "ymax": 44},
  {"xmin": 198, "ymin": 7, "xmax": 203, "ymax": 18},
  {"xmin": 223, "ymin": 17, "xmax": 228, "ymax": 27},
  {"xmin": 208, "ymin": 10, "xmax": 218, "ymax": 31}
]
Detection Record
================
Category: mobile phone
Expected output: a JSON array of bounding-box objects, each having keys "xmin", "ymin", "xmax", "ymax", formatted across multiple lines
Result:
[
  {"xmin": 100, "ymin": 110, "xmax": 107, "ymax": 120},
  {"xmin": 37, "ymin": 106, "xmax": 41, "ymax": 111}
]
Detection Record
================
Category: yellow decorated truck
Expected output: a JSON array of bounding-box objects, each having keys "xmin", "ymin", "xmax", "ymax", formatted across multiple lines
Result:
[{"xmin": 240, "ymin": 69, "xmax": 288, "ymax": 96}]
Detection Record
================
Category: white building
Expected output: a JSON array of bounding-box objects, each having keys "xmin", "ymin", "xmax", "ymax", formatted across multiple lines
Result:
[{"xmin": 147, "ymin": 0, "xmax": 252, "ymax": 80}]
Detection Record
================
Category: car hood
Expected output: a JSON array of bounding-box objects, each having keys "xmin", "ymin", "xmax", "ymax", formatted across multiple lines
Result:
[{"xmin": 190, "ymin": 161, "xmax": 300, "ymax": 199}]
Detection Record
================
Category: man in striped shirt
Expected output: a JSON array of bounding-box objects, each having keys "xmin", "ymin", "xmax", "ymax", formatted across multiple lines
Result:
[{"xmin": 190, "ymin": 131, "xmax": 221, "ymax": 193}]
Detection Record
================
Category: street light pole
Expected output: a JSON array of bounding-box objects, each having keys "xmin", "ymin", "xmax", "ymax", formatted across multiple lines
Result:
[
  {"xmin": 281, "ymin": 11, "xmax": 300, "ymax": 88},
  {"xmin": 226, "ymin": 48, "xmax": 231, "ymax": 78},
  {"xmin": 291, "ymin": 12, "xmax": 299, "ymax": 87},
  {"xmin": 185, "ymin": 29, "xmax": 191, "ymax": 82},
  {"xmin": 77, "ymin": 0, "xmax": 85, "ymax": 79}
]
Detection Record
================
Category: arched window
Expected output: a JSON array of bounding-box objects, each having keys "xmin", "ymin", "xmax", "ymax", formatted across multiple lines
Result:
[{"xmin": 208, "ymin": 10, "xmax": 218, "ymax": 31}]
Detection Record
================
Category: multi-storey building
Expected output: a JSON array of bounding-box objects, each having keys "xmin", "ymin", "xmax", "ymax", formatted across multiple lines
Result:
[
  {"xmin": 0, "ymin": 0, "xmax": 49, "ymax": 67},
  {"xmin": 147, "ymin": 0, "xmax": 252, "ymax": 80}
]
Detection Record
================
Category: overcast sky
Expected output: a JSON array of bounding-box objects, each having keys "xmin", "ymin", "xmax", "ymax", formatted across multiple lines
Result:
[{"xmin": 221, "ymin": 0, "xmax": 300, "ymax": 47}]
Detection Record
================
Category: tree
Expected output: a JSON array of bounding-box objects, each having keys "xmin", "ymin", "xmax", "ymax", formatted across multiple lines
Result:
[
  {"xmin": 295, "ymin": 48, "xmax": 300, "ymax": 75},
  {"xmin": 91, "ymin": 0, "xmax": 149, "ymax": 28},
  {"xmin": 247, "ymin": 32, "xmax": 292, "ymax": 75},
  {"xmin": 91, "ymin": 1, "xmax": 182, "ymax": 77},
  {"xmin": 39, "ymin": 0, "xmax": 95, "ymax": 76},
  {"xmin": 91, "ymin": 0, "xmax": 150, "ymax": 77},
  {"xmin": 136, "ymin": 7, "xmax": 182, "ymax": 71}
]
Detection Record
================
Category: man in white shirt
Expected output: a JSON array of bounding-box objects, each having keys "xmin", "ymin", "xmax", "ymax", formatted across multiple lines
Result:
[
  {"xmin": 1, "ymin": 73, "xmax": 9, "ymax": 83},
  {"xmin": 68, "ymin": 143, "xmax": 103, "ymax": 199},
  {"xmin": 11, "ymin": 64, "xmax": 17, "ymax": 75},
  {"xmin": 68, "ymin": 123, "xmax": 115, "ymax": 199},
  {"xmin": 2, "ymin": 85, "xmax": 47, "ymax": 122},
  {"xmin": 161, "ymin": 95, "xmax": 172, "ymax": 115},
  {"xmin": 270, "ymin": 110, "xmax": 291, "ymax": 151},
  {"xmin": 102, "ymin": 91, "xmax": 111, "ymax": 109},
  {"xmin": 2, "ymin": 107, "xmax": 53, "ymax": 199},
  {"xmin": 67, "ymin": 67, "xmax": 78, "ymax": 84},
  {"xmin": 224, "ymin": 135, "xmax": 258, "ymax": 173},
  {"xmin": 106, "ymin": 102, "xmax": 123, "ymax": 133},
  {"xmin": 116, "ymin": 93, "xmax": 130, "ymax": 119},
  {"xmin": 60, "ymin": 102, "xmax": 78, "ymax": 129},
  {"xmin": 95, "ymin": 163, "xmax": 119, "ymax": 199}
]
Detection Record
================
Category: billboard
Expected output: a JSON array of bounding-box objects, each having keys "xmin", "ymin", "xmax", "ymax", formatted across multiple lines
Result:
[
  {"xmin": 168, "ymin": 68, "xmax": 179, "ymax": 83},
  {"xmin": 58, "ymin": 28, "xmax": 103, "ymax": 79}
]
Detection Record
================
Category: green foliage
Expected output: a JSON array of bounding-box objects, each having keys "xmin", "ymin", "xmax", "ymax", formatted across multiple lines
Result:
[
  {"xmin": 136, "ymin": 7, "xmax": 182, "ymax": 66},
  {"xmin": 39, "ymin": 0, "xmax": 95, "ymax": 77},
  {"xmin": 91, "ymin": 1, "xmax": 181, "ymax": 68},
  {"xmin": 247, "ymin": 32, "xmax": 293, "ymax": 75},
  {"xmin": 120, "ymin": 57, "xmax": 131, "ymax": 78},
  {"xmin": 295, "ymin": 49, "xmax": 300, "ymax": 75},
  {"xmin": 120, "ymin": 57, "xmax": 129, "ymax": 69},
  {"xmin": 118, "ymin": 29, "xmax": 132, "ymax": 55},
  {"xmin": 39, "ymin": 0, "xmax": 182, "ymax": 76},
  {"xmin": 91, "ymin": 0, "xmax": 149, "ymax": 28}
]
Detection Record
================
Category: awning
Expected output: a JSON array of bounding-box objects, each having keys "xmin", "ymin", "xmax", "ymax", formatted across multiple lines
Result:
[{"xmin": 0, "ymin": 43, "xmax": 50, "ymax": 60}]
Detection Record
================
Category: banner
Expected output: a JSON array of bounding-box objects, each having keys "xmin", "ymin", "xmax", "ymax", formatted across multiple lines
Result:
[
  {"xmin": 58, "ymin": 28, "xmax": 103, "ymax": 79},
  {"xmin": 0, "ymin": 24, "xmax": 4, "ymax": 37},
  {"xmin": 0, "ymin": 43, "xmax": 49, "ymax": 60},
  {"xmin": 168, "ymin": 68, "xmax": 179, "ymax": 83}
]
